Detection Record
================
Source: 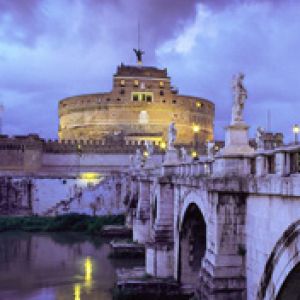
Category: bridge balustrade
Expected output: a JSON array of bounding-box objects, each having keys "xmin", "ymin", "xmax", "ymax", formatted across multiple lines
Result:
[{"xmin": 254, "ymin": 146, "xmax": 300, "ymax": 177}]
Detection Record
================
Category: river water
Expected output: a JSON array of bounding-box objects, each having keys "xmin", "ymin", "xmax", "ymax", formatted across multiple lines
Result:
[{"xmin": 0, "ymin": 232, "xmax": 142, "ymax": 300}]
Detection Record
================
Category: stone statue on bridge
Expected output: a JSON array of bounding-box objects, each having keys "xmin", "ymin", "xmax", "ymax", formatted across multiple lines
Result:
[
  {"xmin": 168, "ymin": 122, "xmax": 177, "ymax": 150},
  {"xmin": 180, "ymin": 147, "xmax": 187, "ymax": 162},
  {"xmin": 145, "ymin": 141, "xmax": 154, "ymax": 156},
  {"xmin": 256, "ymin": 126, "xmax": 265, "ymax": 150},
  {"xmin": 231, "ymin": 73, "xmax": 247, "ymax": 124},
  {"xmin": 207, "ymin": 141, "xmax": 215, "ymax": 159},
  {"xmin": 134, "ymin": 148, "xmax": 143, "ymax": 168}
]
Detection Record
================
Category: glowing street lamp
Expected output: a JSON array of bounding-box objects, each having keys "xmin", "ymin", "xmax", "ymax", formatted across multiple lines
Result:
[
  {"xmin": 293, "ymin": 124, "xmax": 300, "ymax": 144},
  {"xmin": 192, "ymin": 124, "xmax": 200, "ymax": 133},
  {"xmin": 191, "ymin": 150, "xmax": 198, "ymax": 159},
  {"xmin": 160, "ymin": 141, "xmax": 166, "ymax": 150},
  {"xmin": 192, "ymin": 124, "xmax": 200, "ymax": 149}
]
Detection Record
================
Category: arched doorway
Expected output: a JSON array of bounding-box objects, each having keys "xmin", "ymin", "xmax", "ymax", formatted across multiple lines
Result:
[
  {"xmin": 179, "ymin": 203, "xmax": 206, "ymax": 285},
  {"xmin": 277, "ymin": 263, "xmax": 300, "ymax": 300}
]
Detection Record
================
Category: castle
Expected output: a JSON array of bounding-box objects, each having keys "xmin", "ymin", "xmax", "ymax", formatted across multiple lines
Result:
[
  {"xmin": 0, "ymin": 55, "xmax": 215, "ymax": 216},
  {"xmin": 58, "ymin": 62, "xmax": 214, "ymax": 148}
]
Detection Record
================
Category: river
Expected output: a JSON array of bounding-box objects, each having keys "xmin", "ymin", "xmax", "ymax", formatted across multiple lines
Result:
[{"xmin": 0, "ymin": 232, "xmax": 142, "ymax": 300}]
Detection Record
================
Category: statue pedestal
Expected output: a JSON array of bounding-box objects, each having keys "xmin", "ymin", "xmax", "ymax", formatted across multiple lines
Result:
[
  {"xmin": 163, "ymin": 148, "xmax": 179, "ymax": 165},
  {"xmin": 213, "ymin": 122, "xmax": 254, "ymax": 176},
  {"xmin": 222, "ymin": 122, "xmax": 254, "ymax": 156},
  {"xmin": 161, "ymin": 148, "xmax": 179, "ymax": 176},
  {"xmin": 144, "ymin": 156, "xmax": 156, "ymax": 169}
]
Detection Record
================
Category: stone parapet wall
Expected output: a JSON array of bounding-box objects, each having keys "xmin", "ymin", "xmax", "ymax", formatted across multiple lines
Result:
[{"xmin": 0, "ymin": 134, "xmax": 167, "ymax": 173}]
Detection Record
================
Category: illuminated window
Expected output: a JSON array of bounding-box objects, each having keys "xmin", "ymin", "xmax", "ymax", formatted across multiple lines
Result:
[
  {"xmin": 159, "ymin": 81, "xmax": 164, "ymax": 88},
  {"xmin": 196, "ymin": 101, "xmax": 202, "ymax": 108},
  {"xmin": 132, "ymin": 93, "xmax": 139, "ymax": 101},
  {"xmin": 134, "ymin": 80, "xmax": 139, "ymax": 87},
  {"xmin": 140, "ymin": 82, "xmax": 145, "ymax": 89},
  {"xmin": 120, "ymin": 79, "xmax": 125, "ymax": 87},
  {"xmin": 131, "ymin": 92, "xmax": 153, "ymax": 102}
]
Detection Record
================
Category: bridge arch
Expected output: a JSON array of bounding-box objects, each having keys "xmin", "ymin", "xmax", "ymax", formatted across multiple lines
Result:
[
  {"xmin": 178, "ymin": 194, "xmax": 207, "ymax": 285},
  {"xmin": 257, "ymin": 219, "xmax": 300, "ymax": 300},
  {"xmin": 179, "ymin": 190, "xmax": 208, "ymax": 227}
]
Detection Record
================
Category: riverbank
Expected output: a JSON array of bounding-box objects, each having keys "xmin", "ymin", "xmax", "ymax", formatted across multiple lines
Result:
[{"xmin": 0, "ymin": 213, "xmax": 125, "ymax": 234}]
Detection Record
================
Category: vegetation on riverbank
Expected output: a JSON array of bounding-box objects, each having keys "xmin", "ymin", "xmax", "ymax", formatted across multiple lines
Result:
[{"xmin": 0, "ymin": 213, "xmax": 125, "ymax": 235}]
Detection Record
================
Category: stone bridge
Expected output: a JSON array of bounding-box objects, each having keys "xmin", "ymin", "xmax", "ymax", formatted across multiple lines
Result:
[{"xmin": 124, "ymin": 136, "xmax": 300, "ymax": 299}]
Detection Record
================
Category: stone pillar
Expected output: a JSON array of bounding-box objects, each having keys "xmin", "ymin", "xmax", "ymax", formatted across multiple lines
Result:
[
  {"xmin": 126, "ymin": 176, "xmax": 139, "ymax": 229},
  {"xmin": 275, "ymin": 151, "xmax": 289, "ymax": 176},
  {"xmin": 255, "ymin": 154, "xmax": 266, "ymax": 176},
  {"xmin": 133, "ymin": 179, "xmax": 151, "ymax": 244},
  {"xmin": 146, "ymin": 180, "xmax": 175, "ymax": 278},
  {"xmin": 198, "ymin": 192, "xmax": 246, "ymax": 300}
]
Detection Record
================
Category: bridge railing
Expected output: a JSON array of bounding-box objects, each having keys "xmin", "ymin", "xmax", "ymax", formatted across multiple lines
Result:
[
  {"xmin": 254, "ymin": 144, "xmax": 300, "ymax": 177},
  {"xmin": 173, "ymin": 159, "xmax": 213, "ymax": 177}
]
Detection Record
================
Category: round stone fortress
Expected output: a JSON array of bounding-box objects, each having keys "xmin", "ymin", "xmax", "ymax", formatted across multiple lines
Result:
[{"xmin": 58, "ymin": 63, "xmax": 214, "ymax": 146}]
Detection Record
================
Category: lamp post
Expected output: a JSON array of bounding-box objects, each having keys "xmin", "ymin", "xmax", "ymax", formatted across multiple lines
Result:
[
  {"xmin": 192, "ymin": 124, "xmax": 200, "ymax": 150},
  {"xmin": 293, "ymin": 124, "xmax": 299, "ymax": 144}
]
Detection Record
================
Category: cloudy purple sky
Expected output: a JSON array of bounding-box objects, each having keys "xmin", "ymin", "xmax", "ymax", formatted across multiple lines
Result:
[{"xmin": 0, "ymin": 0, "xmax": 299, "ymax": 141}]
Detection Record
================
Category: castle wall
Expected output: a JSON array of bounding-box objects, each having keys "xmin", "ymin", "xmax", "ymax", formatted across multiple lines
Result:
[
  {"xmin": 59, "ymin": 96, "xmax": 214, "ymax": 144},
  {"xmin": 0, "ymin": 176, "xmax": 126, "ymax": 216},
  {"xmin": 41, "ymin": 153, "xmax": 134, "ymax": 174},
  {"xmin": 32, "ymin": 176, "xmax": 126, "ymax": 216}
]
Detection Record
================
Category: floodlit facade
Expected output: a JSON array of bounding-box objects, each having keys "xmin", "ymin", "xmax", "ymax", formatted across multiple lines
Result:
[{"xmin": 58, "ymin": 64, "xmax": 215, "ymax": 146}]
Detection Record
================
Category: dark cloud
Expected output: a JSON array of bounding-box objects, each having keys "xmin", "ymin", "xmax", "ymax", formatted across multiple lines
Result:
[
  {"xmin": 0, "ymin": 0, "xmax": 43, "ymax": 45},
  {"xmin": 0, "ymin": 0, "xmax": 299, "ymax": 142},
  {"xmin": 156, "ymin": 1, "xmax": 300, "ymax": 141}
]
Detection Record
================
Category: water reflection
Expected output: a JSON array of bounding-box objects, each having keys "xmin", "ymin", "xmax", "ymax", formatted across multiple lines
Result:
[
  {"xmin": 73, "ymin": 257, "xmax": 93, "ymax": 300},
  {"xmin": 74, "ymin": 284, "xmax": 81, "ymax": 300},
  {"xmin": 0, "ymin": 232, "xmax": 144, "ymax": 300},
  {"xmin": 84, "ymin": 257, "xmax": 92, "ymax": 288}
]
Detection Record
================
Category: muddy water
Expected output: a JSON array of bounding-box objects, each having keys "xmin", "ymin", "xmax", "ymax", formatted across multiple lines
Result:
[{"xmin": 0, "ymin": 232, "xmax": 142, "ymax": 300}]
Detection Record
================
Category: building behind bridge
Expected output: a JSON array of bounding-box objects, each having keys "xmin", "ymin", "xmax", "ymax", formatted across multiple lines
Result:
[{"xmin": 58, "ymin": 63, "xmax": 215, "ymax": 149}]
